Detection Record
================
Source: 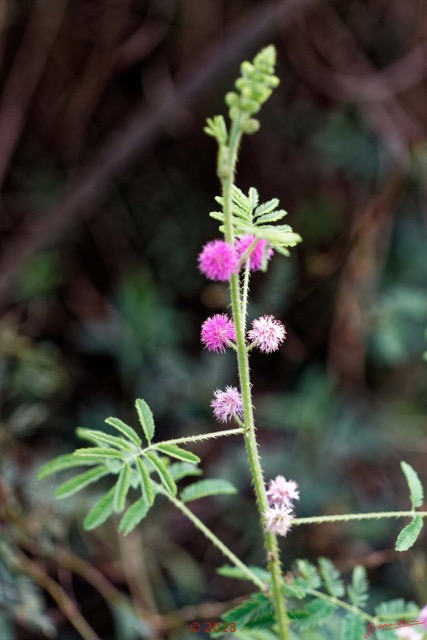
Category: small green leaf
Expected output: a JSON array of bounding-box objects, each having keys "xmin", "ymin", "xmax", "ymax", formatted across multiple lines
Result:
[
  {"xmin": 54, "ymin": 466, "xmax": 108, "ymax": 498},
  {"xmin": 83, "ymin": 487, "xmax": 115, "ymax": 530},
  {"xmin": 155, "ymin": 444, "xmax": 200, "ymax": 465},
  {"xmin": 395, "ymin": 516, "xmax": 423, "ymax": 551},
  {"xmin": 341, "ymin": 614, "xmax": 365, "ymax": 640},
  {"xmin": 114, "ymin": 465, "xmax": 131, "ymax": 513},
  {"xmin": 294, "ymin": 599, "xmax": 336, "ymax": 631},
  {"xmin": 347, "ymin": 565, "xmax": 369, "ymax": 607},
  {"xmin": 221, "ymin": 593, "xmax": 272, "ymax": 627},
  {"xmin": 168, "ymin": 462, "xmax": 203, "ymax": 482},
  {"xmin": 136, "ymin": 458, "xmax": 155, "ymax": 506},
  {"xmin": 318, "ymin": 557, "xmax": 345, "ymax": 597},
  {"xmin": 217, "ymin": 565, "xmax": 270, "ymax": 583},
  {"xmin": 255, "ymin": 210, "xmax": 287, "ymax": 225},
  {"xmin": 401, "ymin": 461, "xmax": 424, "ymax": 509},
  {"xmin": 180, "ymin": 479, "xmax": 237, "ymax": 503},
  {"xmin": 135, "ymin": 399, "xmax": 155, "ymax": 444},
  {"xmin": 76, "ymin": 428, "xmax": 133, "ymax": 451},
  {"xmin": 74, "ymin": 447, "xmax": 124, "ymax": 459},
  {"xmin": 37, "ymin": 454, "xmax": 101, "ymax": 479},
  {"xmin": 145, "ymin": 452, "xmax": 177, "ymax": 496},
  {"xmin": 293, "ymin": 559, "xmax": 321, "ymax": 590},
  {"xmin": 105, "ymin": 417, "xmax": 142, "ymax": 447},
  {"xmin": 254, "ymin": 198, "xmax": 280, "ymax": 218},
  {"xmin": 118, "ymin": 497, "xmax": 150, "ymax": 535}
]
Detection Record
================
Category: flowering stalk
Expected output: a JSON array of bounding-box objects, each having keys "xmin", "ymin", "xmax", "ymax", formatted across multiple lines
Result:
[{"xmin": 213, "ymin": 52, "xmax": 291, "ymax": 639}]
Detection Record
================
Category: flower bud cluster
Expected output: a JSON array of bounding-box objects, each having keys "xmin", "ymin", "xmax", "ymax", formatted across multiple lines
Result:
[
  {"xmin": 224, "ymin": 45, "xmax": 280, "ymax": 131},
  {"xmin": 265, "ymin": 476, "xmax": 299, "ymax": 537},
  {"xmin": 198, "ymin": 235, "xmax": 273, "ymax": 282}
]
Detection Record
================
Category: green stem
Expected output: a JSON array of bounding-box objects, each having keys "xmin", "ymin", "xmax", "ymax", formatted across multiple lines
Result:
[
  {"xmin": 161, "ymin": 489, "xmax": 267, "ymax": 592},
  {"xmin": 221, "ymin": 120, "xmax": 290, "ymax": 640},
  {"xmin": 144, "ymin": 428, "xmax": 243, "ymax": 452},
  {"xmin": 292, "ymin": 511, "xmax": 427, "ymax": 526},
  {"xmin": 308, "ymin": 589, "xmax": 377, "ymax": 624},
  {"xmin": 241, "ymin": 262, "xmax": 251, "ymax": 325}
]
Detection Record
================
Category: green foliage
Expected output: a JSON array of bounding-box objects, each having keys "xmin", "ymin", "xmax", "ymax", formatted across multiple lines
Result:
[
  {"xmin": 135, "ymin": 398, "xmax": 155, "ymax": 444},
  {"xmin": 105, "ymin": 417, "xmax": 142, "ymax": 447},
  {"xmin": 347, "ymin": 566, "xmax": 369, "ymax": 608},
  {"xmin": 118, "ymin": 497, "xmax": 150, "ymax": 535},
  {"xmin": 114, "ymin": 465, "xmax": 131, "ymax": 512},
  {"xmin": 341, "ymin": 614, "xmax": 365, "ymax": 640},
  {"xmin": 217, "ymin": 565, "xmax": 270, "ymax": 583},
  {"xmin": 54, "ymin": 465, "xmax": 109, "ymax": 499},
  {"xmin": 156, "ymin": 444, "xmax": 200, "ymax": 464},
  {"xmin": 221, "ymin": 592, "xmax": 273, "ymax": 628},
  {"xmin": 180, "ymin": 479, "xmax": 237, "ymax": 503},
  {"xmin": 395, "ymin": 462, "xmax": 424, "ymax": 551},
  {"xmin": 83, "ymin": 487, "xmax": 116, "ymax": 530},
  {"xmin": 318, "ymin": 557, "xmax": 345, "ymax": 597}
]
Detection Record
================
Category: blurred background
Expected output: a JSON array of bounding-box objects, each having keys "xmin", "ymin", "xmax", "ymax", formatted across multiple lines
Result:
[{"xmin": 1, "ymin": 0, "xmax": 427, "ymax": 638}]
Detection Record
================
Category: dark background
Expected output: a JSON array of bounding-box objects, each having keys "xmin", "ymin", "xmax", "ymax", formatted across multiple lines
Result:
[{"xmin": 1, "ymin": 0, "xmax": 427, "ymax": 638}]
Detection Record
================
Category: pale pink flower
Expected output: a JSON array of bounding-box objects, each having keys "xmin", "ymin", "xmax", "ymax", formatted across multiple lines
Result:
[
  {"xmin": 248, "ymin": 315, "xmax": 286, "ymax": 353},
  {"xmin": 201, "ymin": 315, "xmax": 236, "ymax": 353},
  {"xmin": 211, "ymin": 386, "xmax": 243, "ymax": 423},
  {"xmin": 198, "ymin": 240, "xmax": 239, "ymax": 281},
  {"xmin": 267, "ymin": 475, "xmax": 299, "ymax": 508},
  {"xmin": 420, "ymin": 605, "xmax": 427, "ymax": 629},
  {"xmin": 265, "ymin": 505, "xmax": 294, "ymax": 537},
  {"xmin": 395, "ymin": 628, "xmax": 423, "ymax": 640},
  {"xmin": 236, "ymin": 234, "xmax": 274, "ymax": 272}
]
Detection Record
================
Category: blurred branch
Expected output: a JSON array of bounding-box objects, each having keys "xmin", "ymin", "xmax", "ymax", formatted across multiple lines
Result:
[
  {"xmin": 15, "ymin": 549, "xmax": 102, "ymax": 640},
  {"xmin": 0, "ymin": 0, "xmax": 320, "ymax": 301},
  {"xmin": 0, "ymin": 0, "xmax": 68, "ymax": 186}
]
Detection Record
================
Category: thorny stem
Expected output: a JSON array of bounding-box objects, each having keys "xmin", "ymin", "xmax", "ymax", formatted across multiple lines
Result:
[
  {"xmin": 220, "ymin": 119, "xmax": 290, "ymax": 640},
  {"xmin": 241, "ymin": 261, "xmax": 251, "ymax": 326},
  {"xmin": 161, "ymin": 488, "xmax": 267, "ymax": 592},
  {"xmin": 143, "ymin": 428, "xmax": 244, "ymax": 452},
  {"xmin": 292, "ymin": 511, "xmax": 427, "ymax": 525}
]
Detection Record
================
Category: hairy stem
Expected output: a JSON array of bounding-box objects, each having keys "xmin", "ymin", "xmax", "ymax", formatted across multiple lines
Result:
[
  {"xmin": 144, "ymin": 428, "xmax": 244, "ymax": 451},
  {"xmin": 162, "ymin": 489, "xmax": 266, "ymax": 592},
  {"xmin": 220, "ymin": 120, "xmax": 290, "ymax": 640},
  {"xmin": 292, "ymin": 511, "xmax": 427, "ymax": 525}
]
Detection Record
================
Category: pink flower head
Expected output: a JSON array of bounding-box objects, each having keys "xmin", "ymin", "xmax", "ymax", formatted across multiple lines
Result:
[
  {"xmin": 265, "ymin": 505, "xmax": 294, "ymax": 537},
  {"xmin": 248, "ymin": 315, "xmax": 286, "ymax": 353},
  {"xmin": 211, "ymin": 386, "xmax": 243, "ymax": 423},
  {"xmin": 420, "ymin": 605, "xmax": 427, "ymax": 630},
  {"xmin": 201, "ymin": 314, "xmax": 236, "ymax": 353},
  {"xmin": 266, "ymin": 475, "xmax": 299, "ymax": 508},
  {"xmin": 236, "ymin": 234, "xmax": 274, "ymax": 272},
  {"xmin": 395, "ymin": 628, "xmax": 423, "ymax": 640},
  {"xmin": 198, "ymin": 240, "xmax": 239, "ymax": 281}
]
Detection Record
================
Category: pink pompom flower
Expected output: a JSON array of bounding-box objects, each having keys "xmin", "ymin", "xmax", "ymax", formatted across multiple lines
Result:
[
  {"xmin": 248, "ymin": 315, "xmax": 286, "ymax": 353},
  {"xmin": 198, "ymin": 240, "xmax": 239, "ymax": 281},
  {"xmin": 201, "ymin": 314, "xmax": 236, "ymax": 353},
  {"xmin": 267, "ymin": 476, "xmax": 299, "ymax": 508},
  {"xmin": 236, "ymin": 234, "xmax": 274, "ymax": 272},
  {"xmin": 211, "ymin": 386, "xmax": 243, "ymax": 423},
  {"xmin": 420, "ymin": 605, "xmax": 427, "ymax": 630},
  {"xmin": 265, "ymin": 505, "xmax": 295, "ymax": 537},
  {"xmin": 395, "ymin": 629, "xmax": 423, "ymax": 640}
]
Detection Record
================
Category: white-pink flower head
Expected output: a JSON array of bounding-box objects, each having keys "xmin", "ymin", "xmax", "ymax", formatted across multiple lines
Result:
[
  {"xmin": 265, "ymin": 505, "xmax": 294, "ymax": 537},
  {"xmin": 420, "ymin": 605, "xmax": 427, "ymax": 630},
  {"xmin": 236, "ymin": 234, "xmax": 274, "ymax": 272},
  {"xmin": 266, "ymin": 475, "xmax": 299, "ymax": 508},
  {"xmin": 198, "ymin": 240, "xmax": 239, "ymax": 281},
  {"xmin": 395, "ymin": 628, "xmax": 423, "ymax": 640},
  {"xmin": 201, "ymin": 314, "xmax": 236, "ymax": 353},
  {"xmin": 211, "ymin": 386, "xmax": 243, "ymax": 423},
  {"xmin": 248, "ymin": 315, "xmax": 286, "ymax": 353}
]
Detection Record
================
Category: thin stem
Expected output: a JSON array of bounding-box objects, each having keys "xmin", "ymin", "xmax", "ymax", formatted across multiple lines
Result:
[
  {"xmin": 144, "ymin": 428, "xmax": 244, "ymax": 451},
  {"xmin": 308, "ymin": 589, "xmax": 377, "ymax": 624},
  {"xmin": 292, "ymin": 511, "xmax": 427, "ymax": 526},
  {"xmin": 161, "ymin": 489, "xmax": 267, "ymax": 592},
  {"xmin": 220, "ymin": 120, "xmax": 290, "ymax": 640}
]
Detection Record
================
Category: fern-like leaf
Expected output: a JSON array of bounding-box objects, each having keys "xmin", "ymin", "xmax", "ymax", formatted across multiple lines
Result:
[
  {"xmin": 347, "ymin": 566, "xmax": 369, "ymax": 608},
  {"xmin": 83, "ymin": 487, "xmax": 115, "ymax": 530},
  {"xmin": 180, "ymin": 479, "xmax": 237, "ymax": 503},
  {"xmin": 318, "ymin": 557, "xmax": 345, "ymax": 597},
  {"xmin": 401, "ymin": 461, "xmax": 424, "ymax": 509},
  {"xmin": 395, "ymin": 516, "xmax": 423, "ymax": 551}
]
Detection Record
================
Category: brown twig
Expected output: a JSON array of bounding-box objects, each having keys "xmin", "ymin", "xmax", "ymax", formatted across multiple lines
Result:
[{"xmin": 0, "ymin": 0, "xmax": 320, "ymax": 301}]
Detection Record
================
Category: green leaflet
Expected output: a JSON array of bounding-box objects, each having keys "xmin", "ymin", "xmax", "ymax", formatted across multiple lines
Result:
[
  {"xmin": 395, "ymin": 516, "xmax": 423, "ymax": 551},
  {"xmin": 37, "ymin": 453, "xmax": 104, "ymax": 479},
  {"xmin": 180, "ymin": 479, "xmax": 237, "ymax": 503},
  {"xmin": 114, "ymin": 465, "xmax": 131, "ymax": 513},
  {"xmin": 54, "ymin": 466, "xmax": 109, "ymax": 499},
  {"xmin": 74, "ymin": 447, "xmax": 123, "ymax": 459},
  {"xmin": 293, "ymin": 599, "xmax": 336, "ymax": 631},
  {"xmin": 76, "ymin": 428, "xmax": 133, "ymax": 452},
  {"xmin": 118, "ymin": 497, "xmax": 150, "ymax": 535},
  {"xmin": 105, "ymin": 417, "xmax": 142, "ymax": 447},
  {"xmin": 135, "ymin": 399, "xmax": 155, "ymax": 444},
  {"xmin": 318, "ymin": 557, "xmax": 345, "ymax": 597},
  {"xmin": 221, "ymin": 593, "xmax": 272, "ymax": 628},
  {"xmin": 341, "ymin": 614, "xmax": 366, "ymax": 640},
  {"xmin": 155, "ymin": 444, "xmax": 200, "ymax": 465},
  {"xmin": 145, "ymin": 452, "xmax": 177, "ymax": 496},
  {"xmin": 347, "ymin": 566, "xmax": 369, "ymax": 608},
  {"xmin": 401, "ymin": 461, "xmax": 424, "ymax": 509},
  {"xmin": 293, "ymin": 559, "xmax": 321, "ymax": 590},
  {"xmin": 168, "ymin": 462, "xmax": 203, "ymax": 482},
  {"xmin": 135, "ymin": 458, "xmax": 155, "ymax": 506},
  {"xmin": 83, "ymin": 487, "xmax": 116, "ymax": 530},
  {"xmin": 217, "ymin": 565, "xmax": 270, "ymax": 583}
]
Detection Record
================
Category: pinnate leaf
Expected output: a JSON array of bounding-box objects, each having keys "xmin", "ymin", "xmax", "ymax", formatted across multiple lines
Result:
[
  {"xmin": 54, "ymin": 466, "xmax": 108, "ymax": 498},
  {"xmin": 84, "ymin": 487, "xmax": 115, "ymax": 530},
  {"xmin": 135, "ymin": 399, "xmax": 155, "ymax": 443},
  {"xmin": 105, "ymin": 417, "xmax": 142, "ymax": 447},
  {"xmin": 180, "ymin": 479, "xmax": 237, "ymax": 503},
  {"xmin": 114, "ymin": 465, "xmax": 131, "ymax": 513},
  {"xmin": 395, "ymin": 516, "xmax": 423, "ymax": 552},
  {"xmin": 155, "ymin": 444, "xmax": 200, "ymax": 465},
  {"xmin": 145, "ymin": 452, "xmax": 177, "ymax": 496},
  {"xmin": 118, "ymin": 497, "xmax": 150, "ymax": 535},
  {"xmin": 401, "ymin": 461, "xmax": 424, "ymax": 509}
]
